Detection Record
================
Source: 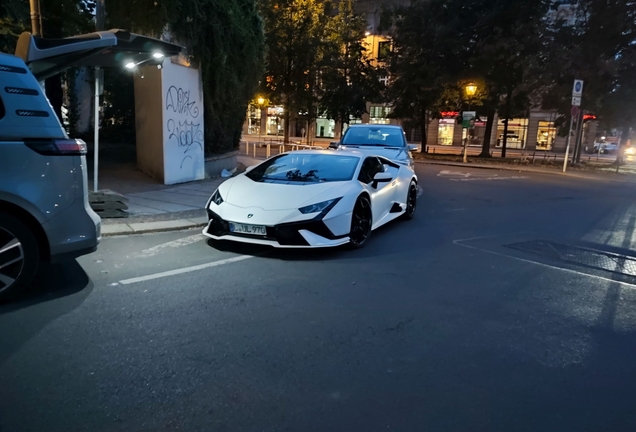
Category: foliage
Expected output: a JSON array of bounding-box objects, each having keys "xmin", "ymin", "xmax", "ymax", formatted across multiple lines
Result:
[
  {"xmin": 318, "ymin": 0, "xmax": 383, "ymax": 135},
  {"xmin": 540, "ymin": 0, "xmax": 636, "ymax": 135},
  {"xmin": 0, "ymin": 0, "xmax": 28, "ymax": 54},
  {"xmin": 107, "ymin": 0, "xmax": 265, "ymax": 155},
  {"xmin": 382, "ymin": 0, "xmax": 469, "ymax": 148},
  {"xmin": 259, "ymin": 0, "xmax": 327, "ymax": 142}
]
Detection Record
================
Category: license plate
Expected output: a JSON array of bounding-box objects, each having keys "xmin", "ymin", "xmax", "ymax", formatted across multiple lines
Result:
[{"xmin": 229, "ymin": 223, "xmax": 267, "ymax": 236}]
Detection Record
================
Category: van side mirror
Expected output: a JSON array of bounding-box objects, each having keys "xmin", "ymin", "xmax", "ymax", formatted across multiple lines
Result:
[{"xmin": 329, "ymin": 141, "xmax": 339, "ymax": 149}]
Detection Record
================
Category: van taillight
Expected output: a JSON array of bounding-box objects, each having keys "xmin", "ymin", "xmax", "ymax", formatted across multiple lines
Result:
[{"xmin": 24, "ymin": 138, "xmax": 87, "ymax": 156}]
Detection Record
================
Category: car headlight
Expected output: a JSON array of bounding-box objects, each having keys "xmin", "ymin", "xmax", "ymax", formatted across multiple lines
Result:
[
  {"xmin": 210, "ymin": 189, "xmax": 223, "ymax": 206},
  {"xmin": 626, "ymin": 147, "xmax": 635, "ymax": 155},
  {"xmin": 299, "ymin": 198, "xmax": 340, "ymax": 214}
]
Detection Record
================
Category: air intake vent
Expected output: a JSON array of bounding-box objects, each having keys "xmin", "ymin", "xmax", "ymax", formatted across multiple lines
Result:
[
  {"xmin": 4, "ymin": 87, "xmax": 39, "ymax": 96},
  {"xmin": 15, "ymin": 110, "xmax": 49, "ymax": 117}
]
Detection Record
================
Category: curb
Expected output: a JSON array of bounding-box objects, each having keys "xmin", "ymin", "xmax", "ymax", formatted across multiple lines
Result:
[
  {"xmin": 414, "ymin": 159, "xmax": 636, "ymax": 184},
  {"xmin": 102, "ymin": 217, "xmax": 208, "ymax": 237}
]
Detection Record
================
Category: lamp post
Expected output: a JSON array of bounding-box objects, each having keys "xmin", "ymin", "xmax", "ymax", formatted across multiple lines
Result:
[
  {"xmin": 257, "ymin": 96, "xmax": 265, "ymax": 144},
  {"xmin": 462, "ymin": 83, "xmax": 477, "ymax": 163}
]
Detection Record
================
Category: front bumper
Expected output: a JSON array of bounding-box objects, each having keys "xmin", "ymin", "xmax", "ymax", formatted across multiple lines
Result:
[{"xmin": 202, "ymin": 209, "xmax": 350, "ymax": 248}]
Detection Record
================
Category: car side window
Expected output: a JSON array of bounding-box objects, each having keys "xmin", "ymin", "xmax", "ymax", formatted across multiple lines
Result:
[
  {"xmin": 0, "ymin": 94, "xmax": 5, "ymax": 120},
  {"xmin": 358, "ymin": 157, "xmax": 384, "ymax": 184}
]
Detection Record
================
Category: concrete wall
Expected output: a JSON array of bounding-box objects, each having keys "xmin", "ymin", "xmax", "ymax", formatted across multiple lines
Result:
[
  {"xmin": 134, "ymin": 65, "xmax": 165, "ymax": 181},
  {"xmin": 134, "ymin": 60, "xmax": 206, "ymax": 185},
  {"xmin": 161, "ymin": 60, "xmax": 205, "ymax": 184}
]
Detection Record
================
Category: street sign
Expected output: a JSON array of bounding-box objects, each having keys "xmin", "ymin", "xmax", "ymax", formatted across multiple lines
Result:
[
  {"xmin": 572, "ymin": 96, "xmax": 581, "ymax": 106},
  {"xmin": 573, "ymin": 79, "xmax": 584, "ymax": 98},
  {"xmin": 571, "ymin": 106, "xmax": 579, "ymax": 117},
  {"xmin": 462, "ymin": 111, "xmax": 476, "ymax": 128}
]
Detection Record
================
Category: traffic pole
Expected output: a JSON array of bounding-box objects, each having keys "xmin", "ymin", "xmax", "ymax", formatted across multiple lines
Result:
[{"xmin": 563, "ymin": 105, "xmax": 577, "ymax": 173}]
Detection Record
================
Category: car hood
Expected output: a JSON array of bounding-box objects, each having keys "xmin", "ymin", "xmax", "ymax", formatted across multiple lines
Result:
[
  {"xmin": 222, "ymin": 174, "xmax": 346, "ymax": 210},
  {"xmin": 337, "ymin": 145, "xmax": 410, "ymax": 161}
]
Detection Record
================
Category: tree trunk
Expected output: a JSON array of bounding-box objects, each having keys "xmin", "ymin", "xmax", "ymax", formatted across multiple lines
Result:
[
  {"xmin": 45, "ymin": 75, "xmax": 64, "ymax": 124},
  {"xmin": 479, "ymin": 109, "xmax": 495, "ymax": 158},
  {"xmin": 501, "ymin": 87, "xmax": 512, "ymax": 158},
  {"xmin": 419, "ymin": 105, "xmax": 427, "ymax": 153},
  {"xmin": 283, "ymin": 101, "xmax": 290, "ymax": 144}
]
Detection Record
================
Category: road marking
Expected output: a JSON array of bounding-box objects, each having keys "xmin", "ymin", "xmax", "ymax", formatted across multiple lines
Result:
[
  {"xmin": 135, "ymin": 233, "xmax": 206, "ymax": 257},
  {"xmin": 453, "ymin": 238, "xmax": 636, "ymax": 288},
  {"xmin": 118, "ymin": 255, "xmax": 253, "ymax": 285},
  {"xmin": 449, "ymin": 176, "xmax": 529, "ymax": 182}
]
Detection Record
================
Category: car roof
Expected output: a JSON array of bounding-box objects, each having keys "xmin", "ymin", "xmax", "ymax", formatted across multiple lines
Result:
[
  {"xmin": 281, "ymin": 149, "xmax": 364, "ymax": 157},
  {"xmin": 346, "ymin": 124, "xmax": 403, "ymax": 129}
]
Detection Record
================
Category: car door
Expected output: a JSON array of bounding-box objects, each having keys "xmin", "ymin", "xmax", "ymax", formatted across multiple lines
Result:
[{"xmin": 358, "ymin": 156, "xmax": 394, "ymax": 226}]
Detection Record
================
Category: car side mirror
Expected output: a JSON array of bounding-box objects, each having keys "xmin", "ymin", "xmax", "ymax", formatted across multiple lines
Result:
[
  {"xmin": 328, "ymin": 141, "xmax": 339, "ymax": 149},
  {"xmin": 408, "ymin": 144, "xmax": 419, "ymax": 152},
  {"xmin": 372, "ymin": 171, "xmax": 392, "ymax": 188}
]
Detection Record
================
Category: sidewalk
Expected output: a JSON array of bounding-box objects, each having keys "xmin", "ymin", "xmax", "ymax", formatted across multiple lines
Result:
[{"xmin": 93, "ymin": 159, "xmax": 230, "ymax": 236}]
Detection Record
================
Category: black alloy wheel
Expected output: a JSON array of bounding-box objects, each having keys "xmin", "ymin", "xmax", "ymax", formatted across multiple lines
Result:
[
  {"xmin": 0, "ymin": 213, "xmax": 39, "ymax": 301},
  {"xmin": 402, "ymin": 181, "xmax": 417, "ymax": 220},
  {"xmin": 349, "ymin": 195, "xmax": 372, "ymax": 249}
]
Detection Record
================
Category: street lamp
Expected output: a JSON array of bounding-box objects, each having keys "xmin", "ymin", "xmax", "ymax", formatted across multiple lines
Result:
[
  {"xmin": 256, "ymin": 96, "xmax": 266, "ymax": 143},
  {"xmin": 462, "ymin": 83, "xmax": 478, "ymax": 163}
]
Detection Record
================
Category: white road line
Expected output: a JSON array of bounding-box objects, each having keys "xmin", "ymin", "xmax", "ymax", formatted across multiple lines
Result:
[
  {"xmin": 136, "ymin": 233, "xmax": 206, "ymax": 257},
  {"xmin": 118, "ymin": 255, "xmax": 253, "ymax": 285},
  {"xmin": 453, "ymin": 238, "xmax": 636, "ymax": 288}
]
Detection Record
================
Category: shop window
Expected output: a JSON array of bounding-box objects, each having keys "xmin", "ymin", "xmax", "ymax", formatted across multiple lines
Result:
[
  {"xmin": 378, "ymin": 41, "xmax": 391, "ymax": 61},
  {"xmin": 496, "ymin": 118, "xmax": 528, "ymax": 149},
  {"xmin": 536, "ymin": 121, "xmax": 556, "ymax": 151}
]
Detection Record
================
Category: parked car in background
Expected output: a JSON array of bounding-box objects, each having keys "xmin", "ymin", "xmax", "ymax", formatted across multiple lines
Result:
[
  {"xmin": 329, "ymin": 124, "xmax": 417, "ymax": 168},
  {"xmin": 0, "ymin": 52, "xmax": 101, "ymax": 300}
]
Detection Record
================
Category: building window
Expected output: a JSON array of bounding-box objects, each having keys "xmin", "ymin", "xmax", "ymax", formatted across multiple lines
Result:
[
  {"xmin": 369, "ymin": 106, "xmax": 392, "ymax": 124},
  {"xmin": 496, "ymin": 118, "xmax": 528, "ymax": 149},
  {"xmin": 378, "ymin": 41, "xmax": 391, "ymax": 61},
  {"xmin": 537, "ymin": 121, "xmax": 556, "ymax": 151}
]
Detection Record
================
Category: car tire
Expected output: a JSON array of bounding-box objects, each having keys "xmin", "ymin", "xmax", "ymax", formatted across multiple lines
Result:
[
  {"xmin": 0, "ymin": 212, "xmax": 40, "ymax": 301},
  {"xmin": 348, "ymin": 195, "xmax": 372, "ymax": 249},
  {"xmin": 401, "ymin": 181, "xmax": 418, "ymax": 221}
]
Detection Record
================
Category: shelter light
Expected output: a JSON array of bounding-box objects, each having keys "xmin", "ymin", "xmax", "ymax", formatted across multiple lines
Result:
[{"xmin": 125, "ymin": 62, "xmax": 136, "ymax": 69}]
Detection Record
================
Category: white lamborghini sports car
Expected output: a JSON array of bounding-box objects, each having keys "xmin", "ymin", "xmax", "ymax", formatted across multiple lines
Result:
[{"xmin": 203, "ymin": 150, "xmax": 418, "ymax": 248}]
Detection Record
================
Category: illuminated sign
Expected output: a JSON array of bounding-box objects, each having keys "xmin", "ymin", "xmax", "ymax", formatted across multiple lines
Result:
[
  {"xmin": 583, "ymin": 114, "xmax": 597, "ymax": 121},
  {"xmin": 440, "ymin": 111, "xmax": 459, "ymax": 117}
]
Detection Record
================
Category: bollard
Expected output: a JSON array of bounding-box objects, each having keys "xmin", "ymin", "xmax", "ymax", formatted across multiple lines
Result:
[{"xmin": 266, "ymin": 143, "xmax": 271, "ymax": 158}]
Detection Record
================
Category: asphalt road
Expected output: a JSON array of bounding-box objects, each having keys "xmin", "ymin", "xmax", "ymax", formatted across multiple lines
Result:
[{"xmin": 2, "ymin": 164, "xmax": 636, "ymax": 431}]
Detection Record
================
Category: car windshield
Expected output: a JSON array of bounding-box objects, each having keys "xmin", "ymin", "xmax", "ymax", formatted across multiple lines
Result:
[
  {"xmin": 341, "ymin": 127, "xmax": 405, "ymax": 147},
  {"xmin": 246, "ymin": 153, "xmax": 359, "ymax": 183}
]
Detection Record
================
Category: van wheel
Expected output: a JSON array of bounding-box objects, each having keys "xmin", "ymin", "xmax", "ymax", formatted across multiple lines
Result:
[{"xmin": 0, "ymin": 213, "xmax": 39, "ymax": 301}]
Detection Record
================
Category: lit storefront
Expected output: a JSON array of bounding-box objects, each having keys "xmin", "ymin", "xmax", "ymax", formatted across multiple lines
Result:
[
  {"xmin": 536, "ymin": 120, "xmax": 556, "ymax": 150},
  {"xmin": 246, "ymin": 104, "xmax": 262, "ymax": 135},
  {"xmin": 496, "ymin": 118, "xmax": 528, "ymax": 149},
  {"xmin": 266, "ymin": 106, "xmax": 284, "ymax": 135},
  {"xmin": 436, "ymin": 112, "xmax": 457, "ymax": 145}
]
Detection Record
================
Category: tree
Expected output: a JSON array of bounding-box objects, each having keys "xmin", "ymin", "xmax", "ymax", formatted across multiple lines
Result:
[
  {"xmin": 461, "ymin": 0, "xmax": 549, "ymax": 157},
  {"xmin": 0, "ymin": 0, "xmax": 28, "ymax": 54},
  {"xmin": 106, "ymin": 0, "xmax": 265, "ymax": 154},
  {"xmin": 259, "ymin": 0, "xmax": 326, "ymax": 143},
  {"xmin": 318, "ymin": 0, "xmax": 382, "ymax": 137},
  {"xmin": 539, "ymin": 0, "xmax": 636, "ymax": 161},
  {"xmin": 383, "ymin": 0, "xmax": 467, "ymax": 152}
]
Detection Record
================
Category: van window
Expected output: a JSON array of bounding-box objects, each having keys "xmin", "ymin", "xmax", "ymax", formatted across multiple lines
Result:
[{"xmin": 0, "ymin": 94, "xmax": 5, "ymax": 119}]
